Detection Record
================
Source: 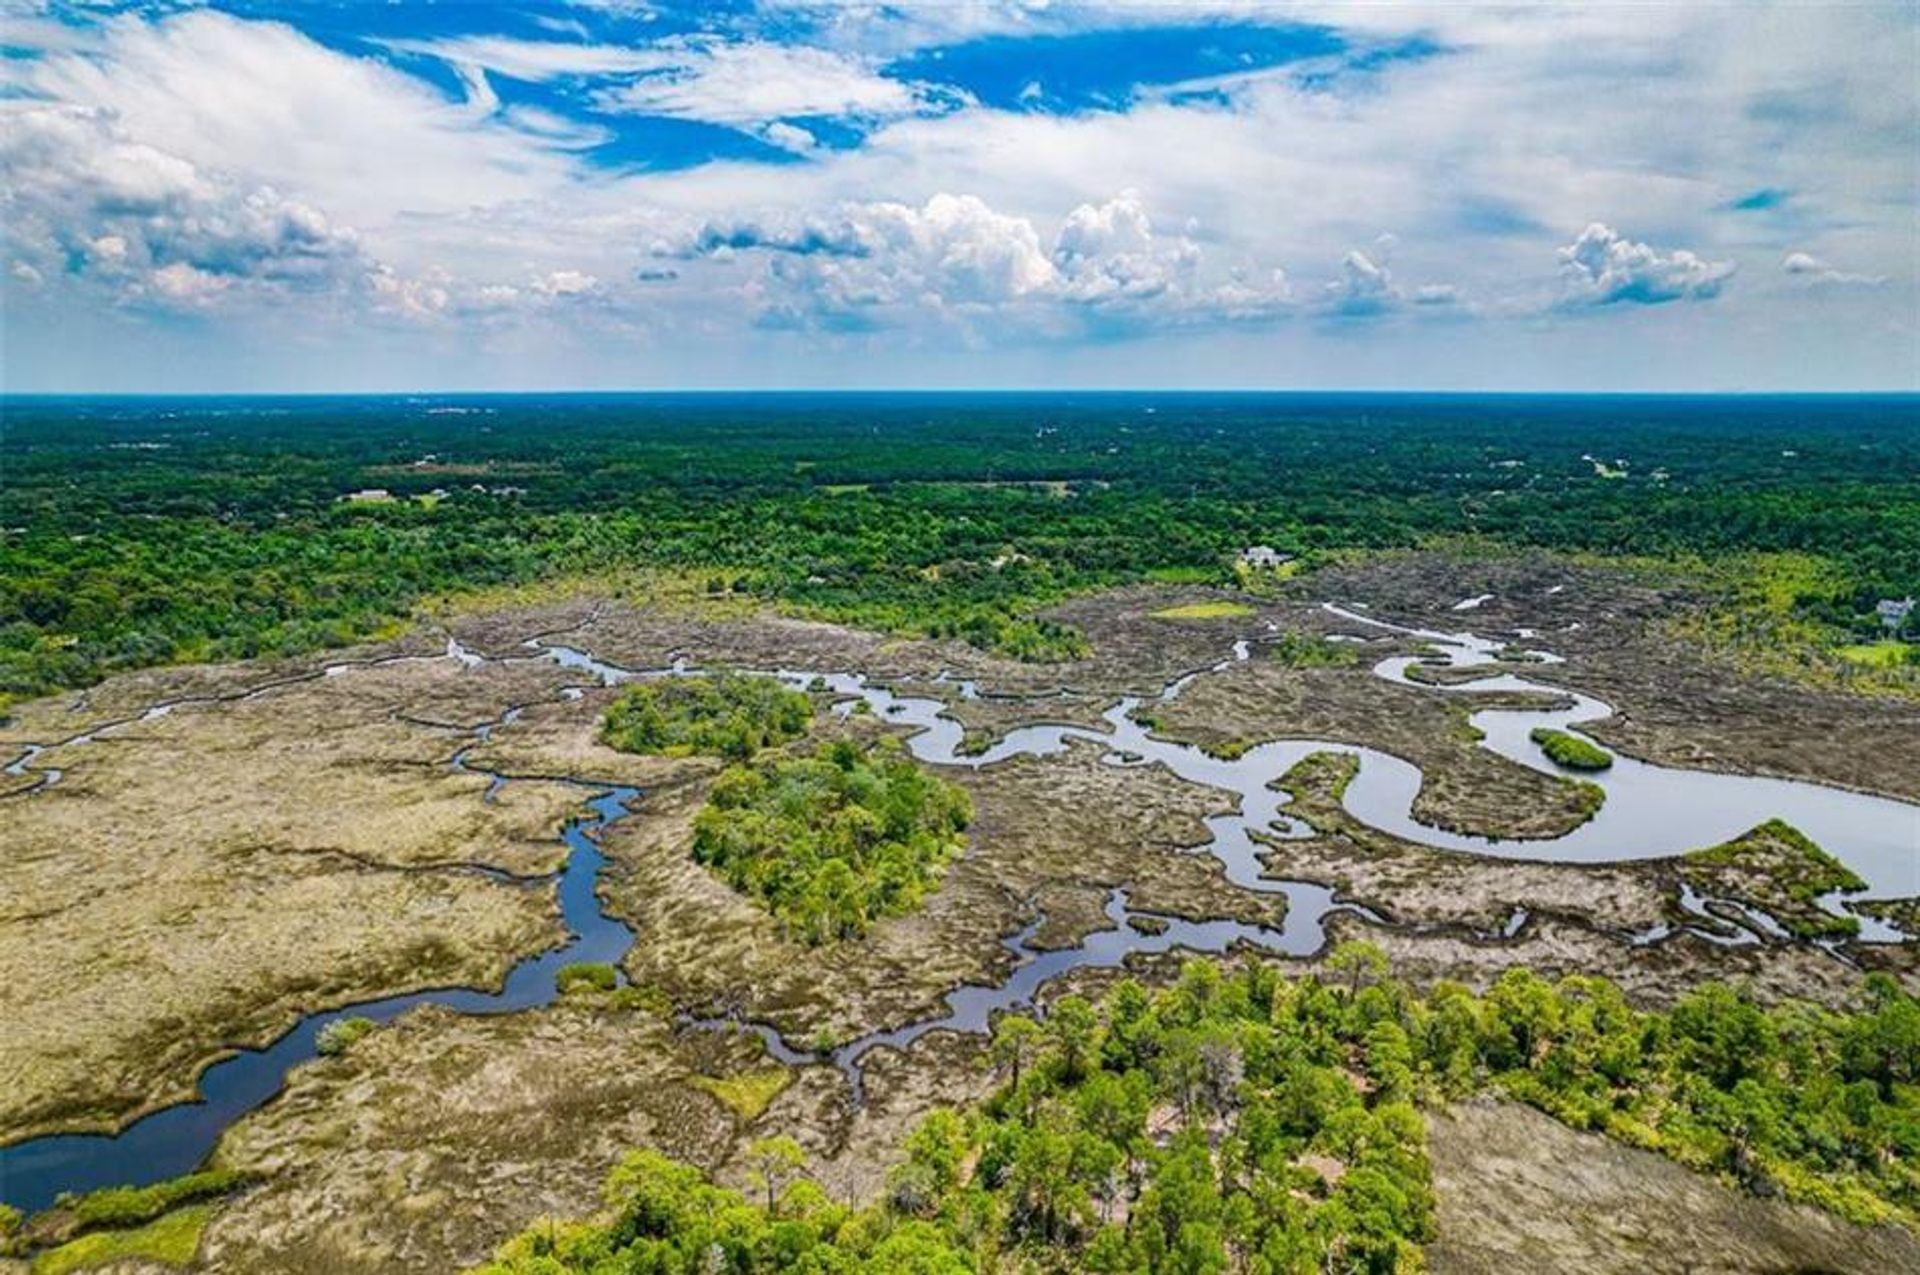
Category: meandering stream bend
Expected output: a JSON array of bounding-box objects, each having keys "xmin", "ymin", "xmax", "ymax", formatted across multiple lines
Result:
[{"xmin": 2, "ymin": 607, "xmax": 1914, "ymax": 1212}]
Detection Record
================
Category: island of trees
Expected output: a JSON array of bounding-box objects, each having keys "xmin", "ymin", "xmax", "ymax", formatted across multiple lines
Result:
[
  {"xmin": 692, "ymin": 738, "xmax": 973, "ymax": 944},
  {"xmin": 601, "ymin": 672, "xmax": 814, "ymax": 760},
  {"xmin": 1528, "ymin": 727, "xmax": 1613, "ymax": 771}
]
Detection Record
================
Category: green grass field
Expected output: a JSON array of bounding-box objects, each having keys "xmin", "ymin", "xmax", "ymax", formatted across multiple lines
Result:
[{"xmin": 1150, "ymin": 600, "xmax": 1255, "ymax": 620}]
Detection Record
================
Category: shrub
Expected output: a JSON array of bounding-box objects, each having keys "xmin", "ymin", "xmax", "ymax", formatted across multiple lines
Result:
[
  {"xmin": 1530, "ymin": 727, "xmax": 1613, "ymax": 770},
  {"xmin": 1270, "ymin": 630, "xmax": 1359, "ymax": 668},
  {"xmin": 555, "ymin": 962, "xmax": 619, "ymax": 994},
  {"xmin": 315, "ymin": 1016, "xmax": 377, "ymax": 1057},
  {"xmin": 60, "ymin": 1170, "xmax": 249, "ymax": 1233}
]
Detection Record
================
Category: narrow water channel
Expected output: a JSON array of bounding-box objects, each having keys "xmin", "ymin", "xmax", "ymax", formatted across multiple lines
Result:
[{"xmin": 3, "ymin": 607, "xmax": 1914, "ymax": 1214}]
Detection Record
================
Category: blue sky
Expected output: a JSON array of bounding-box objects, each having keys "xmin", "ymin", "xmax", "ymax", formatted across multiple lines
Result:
[{"xmin": 1, "ymin": 1, "xmax": 1915, "ymax": 391}]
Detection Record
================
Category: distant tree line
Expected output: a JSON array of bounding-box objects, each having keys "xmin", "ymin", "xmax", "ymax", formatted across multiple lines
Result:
[{"xmin": 4, "ymin": 395, "xmax": 1915, "ymax": 707}]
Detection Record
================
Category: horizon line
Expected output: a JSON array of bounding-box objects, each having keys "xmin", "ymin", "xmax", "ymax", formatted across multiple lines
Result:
[{"xmin": 5, "ymin": 387, "xmax": 1918, "ymax": 400}]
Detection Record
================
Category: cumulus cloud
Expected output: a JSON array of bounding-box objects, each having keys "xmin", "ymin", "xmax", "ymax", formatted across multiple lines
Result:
[
  {"xmin": 1556, "ymin": 223, "xmax": 1734, "ymax": 306},
  {"xmin": 1052, "ymin": 191, "xmax": 1198, "ymax": 304},
  {"xmin": 589, "ymin": 39, "xmax": 944, "ymax": 129},
  {"xmin": 147, "ymin": 262, "xmax": 232, "ymax": 306},
  {"xmin": 1782, "ymin": 251, "xmax": 1886, "ymax": 287},
  {"xmin": 531, "ymin": 269, "xmax": 601, "ymax": 298},
  {"xmin": 674, "ymin": 193, "xmax": 1054, "ymax": 324},
  {"xmin": 365, "ymin": 264, "xmax": 451, "ymax": 319},
  {"xmin": 1, "ymin": 102, "xmax": 370, "ymax": 310},
  {"xmin": 1323, "ymin": 249, "xmax": 1398, "ymax": 316},
  {"xmin": 669, "ymin": 190, "xmax": 1299, "ymax": 332}
]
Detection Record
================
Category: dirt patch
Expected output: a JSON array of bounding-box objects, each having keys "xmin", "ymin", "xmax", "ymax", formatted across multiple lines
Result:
[{"xmin": 1427, "ymin": 1099, "xmax": 1920, "ymax": 1274}]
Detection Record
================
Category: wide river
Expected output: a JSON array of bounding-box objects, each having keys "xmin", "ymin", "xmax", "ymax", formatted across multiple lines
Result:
[{"xmin": 2, "ymin": 606, "xmax": 1914, "ymax": 1211}]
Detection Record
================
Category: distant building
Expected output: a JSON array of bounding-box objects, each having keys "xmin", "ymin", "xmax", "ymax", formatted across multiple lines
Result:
[
  {"xmin": 340, "ymin": 488, "xmax": 393, "ymax": 503},
  {"xmin": 1238, "ymin": 545, "xmax": 1292, "ymax": 569},
  {"xmin": 1877, "ymin": 597, "xmax": 1915, "ymax": 633}
]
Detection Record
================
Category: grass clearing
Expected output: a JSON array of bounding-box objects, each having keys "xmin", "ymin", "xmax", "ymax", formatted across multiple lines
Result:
[
  {"xmin": 1143, "ymin": 565, "xmax": 1220, "ymax": 584},
  {"xmin": 1839, "ymin": 641, "xmax": 1913, "ymax": 669},
  {"xmin": 32, "ymin": 1205, "xmax": 211, "ymax": 1274},
  {"xmin": 1149, "ymin": 600, "xmax": 1255, "ymax": 620},
  {"xmin": 692, "ymin": 1067, "xmax": 791, "ymax": 1123}
]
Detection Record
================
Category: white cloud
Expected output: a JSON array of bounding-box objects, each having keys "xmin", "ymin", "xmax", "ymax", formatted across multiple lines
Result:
[
  {"xmin": 761, "ymin": 121, "xmax": 819, "ymax": 153},
  {"xmin": 1324, "ymin": 248, "xmax": 1398, "ymax": 316},
  {"xmin": 1556, "ymin": 223, "xmax": 1734, "ymax": 307},
  {"xmin": 16, "ymin": 11, "xmax": 573, "ymax": 235},
  {"xmin": 383, "ymin": 36, "xmax": 663, "ymax": 82},
  {"xmin": 148, "ymin": 261, "xmax": 232, "ymax": 305},
  {"xmin": 588, "ymin": 39, "xmax": 936, "ymax": 128},
  {"xmin": 1053, "ymin": 190, "xmax": 1197, "ymax": 304},
  {"xmin": 532, "ymin": 269, "xmax": 601, "ymax": 297},
  {"xmin": 1782, "ymin": 251, "xmax": 1887, "ymax": 287},
  {"xmin": 1, "ymin": 101, "xmax": 371, "ymax": 310},
  {"xmin": 1, "ymin": 3, "xmax": 1914, "ymax": 388},
  {"xmin": 365, "ymin": 264, "xmax": 451, "ymax": 320},
  {"xmin": 673, "ymin": 189, "xmax": 1297, "ymax": 332}
]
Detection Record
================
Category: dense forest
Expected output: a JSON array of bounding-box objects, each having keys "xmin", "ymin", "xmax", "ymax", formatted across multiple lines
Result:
[
  {"xmin": 3, "ymin": 393, "xmax": 1917, "ymax": 707},
  {"xmin": 692, "ymin": 738, "xmax": 974, "ymax": 944},
  {"xmin": 475, "ymin": 956, "xmax": 1920, "ymax": 1273},
  {"xmin": 602, "ymin": 673, "xmax": 815, "ymax": 760}
]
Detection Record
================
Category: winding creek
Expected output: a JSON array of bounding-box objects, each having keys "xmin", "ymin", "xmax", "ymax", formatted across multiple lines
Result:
[{"xmin": 2, "ymin": 606, "xmax": 1915, "ymax": 1212}]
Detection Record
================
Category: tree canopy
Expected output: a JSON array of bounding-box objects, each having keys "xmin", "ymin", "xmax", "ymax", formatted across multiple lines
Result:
[
  {"xmin": 474, "ymin": 958, "xmax": 1920, "ymax": 1273},
  {"xmin": 692, "ymin": 738, "xmax": 972, "ymax": 945},
  {"xmin": 602, "ymin": 673, "xmax": 814, "ymax": 760}
]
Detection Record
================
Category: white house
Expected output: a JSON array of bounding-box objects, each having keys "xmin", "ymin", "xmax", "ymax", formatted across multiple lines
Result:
[
  {"xmin": 1877, "ymin": 597, "xmax": 1915, "ymax": 633},
  {"xmin": 1238, "ymin": 545, "xmax": 1292, "ymax": 569}
]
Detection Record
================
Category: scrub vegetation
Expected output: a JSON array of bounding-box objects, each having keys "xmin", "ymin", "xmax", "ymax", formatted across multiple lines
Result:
[
  {"xmin": 601, "ymin": 673, "xmax": 814, "ymax": 760},
  {"xmin": 691, "ymin": 738, "xmax": 973, "ymax": 945},
  {"xmin": 476, "ymin": 956, "xmax": 1920, "ymax": 1273},
  {"xmin": 13, "ymin": 1171, "xmax": 249, "ymax": 1271},
  {"xmin": 1529, "ymin": 727, "xmax": 1613, "ymax": 770},
  {"xmin": 4, "ymin": 395, "xmax": 1915, "ymax": 709},
  {"xmin": 29, "ymin": 1205, "xmax": 211, "ymax": 1275},
  {"xmin": 314, "ymin": 1016, "xmax": 377, "ymax": 1056},
  {"xmin": 1269, "ymin": 630, "xmax": 1361, "ymax": 668},
  {"xmin": 1682, "ymin": 820, "xmax": 1869, "ymax": 941}
]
